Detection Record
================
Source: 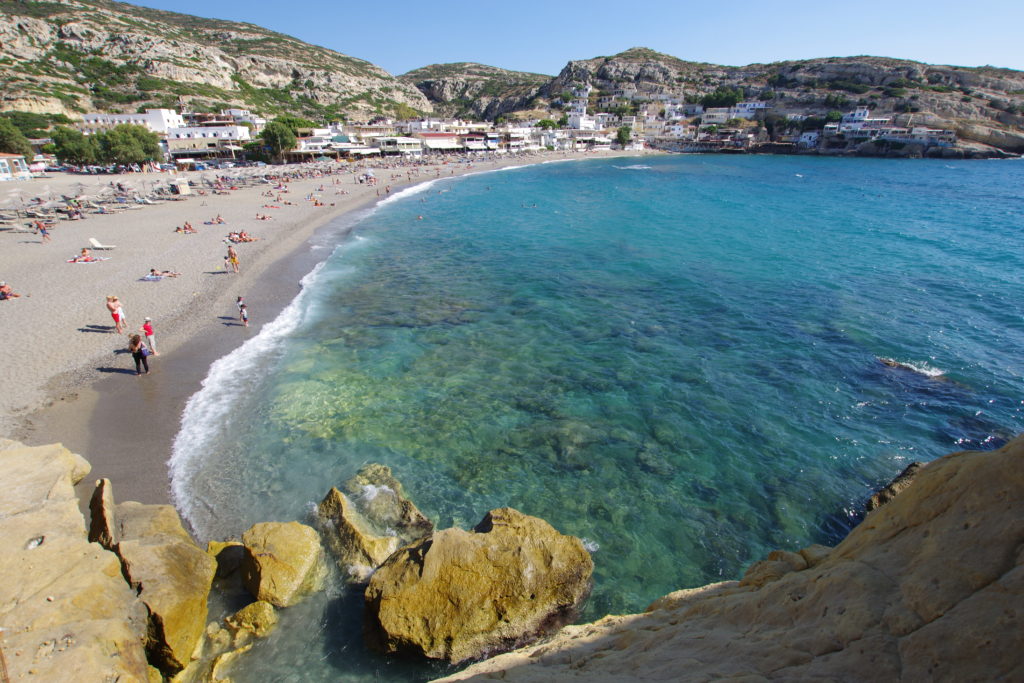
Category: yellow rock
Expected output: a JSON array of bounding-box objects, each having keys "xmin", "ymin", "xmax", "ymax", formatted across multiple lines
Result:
[
  {"xmin": 365, "ymin": 507, "xmax": 593, "ymax": 664},
  {"xmin": 225, "ymin": 600, "xmax": 278, "ymax": 646},
  {"xmin": 240, "ymin": 521, "xmax": 326, "ymax": 607}
]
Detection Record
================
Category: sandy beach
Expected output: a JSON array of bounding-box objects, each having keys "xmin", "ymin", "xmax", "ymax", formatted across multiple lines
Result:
[{"xmin": 1, "ymin": 148, "xmax": 650, "ymax": 506}]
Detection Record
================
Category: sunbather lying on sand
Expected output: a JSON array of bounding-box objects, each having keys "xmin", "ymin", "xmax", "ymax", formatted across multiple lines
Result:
[{"xmin": 142, "ymin": 268, "xmax": 180, "ymax": 280}]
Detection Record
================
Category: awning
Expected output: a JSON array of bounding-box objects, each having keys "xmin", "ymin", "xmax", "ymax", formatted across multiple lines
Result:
[
  {"xmin": 464, "ymin": 142, "xmax": 486, "ymax": 150},
  {"xmin": 422, "ymin": 139, "xmax": 464, "ymax": 150}
]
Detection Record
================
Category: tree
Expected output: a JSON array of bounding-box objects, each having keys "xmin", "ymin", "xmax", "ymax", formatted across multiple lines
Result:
[
  {"xmin": 95, "ymin": 124, "xmax": 162, "ymax": 164},
  {"xmin": 272, "ymin": 115, "xmax": 317, "ymax": 136},
  {"xmin": 557, "ymin": 114, "xmax": 569, "ymax": 128},
  {"xmin": 261, "ymin": 120, "xmax": 297, "ymax": 161},
  {"xmin": 536, "ymin": 119, "xmax": 558, "ymax": 130},
  {"xmin": 52, "ymin": 126, "xmax": 99, "ymax": 165},
  {"xmin": 615, "ymin": 126, "xmax": 632, "ymax": 146},
  {"xmin": 392, "ymin": 102, "xmax": 418, "ymax": 120},
  {"xmin": 824, "ymin": 110, "xmax": 843, "ymax": 123},
  {"xmin": 700, "ymin": 87, "xmax": 743, "ymax": 108},
  {"xmin": 0, "ymin": 118, "xmax": 33, "ymax": 160}
]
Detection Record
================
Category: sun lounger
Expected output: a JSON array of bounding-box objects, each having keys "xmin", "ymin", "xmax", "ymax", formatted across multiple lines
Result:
[{"xmin": 89, "ymin": 238, "xmax": 116, "ymax": 250}]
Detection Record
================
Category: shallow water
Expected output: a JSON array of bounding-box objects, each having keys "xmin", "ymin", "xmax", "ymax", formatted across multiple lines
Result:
[{"xmin": 172, "ymin": 155, "xmax": 1024, "ymax": 681}]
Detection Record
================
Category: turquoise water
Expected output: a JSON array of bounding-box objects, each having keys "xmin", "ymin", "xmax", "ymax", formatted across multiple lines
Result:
[{"xmin": 172, "ymin": 155, "xmax": 1024, "ymax": 681}]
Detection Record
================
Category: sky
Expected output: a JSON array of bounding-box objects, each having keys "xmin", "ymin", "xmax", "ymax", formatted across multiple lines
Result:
[{"xmin": 126, "ymin": 0, "xmax": 1024, "ymax": 76}]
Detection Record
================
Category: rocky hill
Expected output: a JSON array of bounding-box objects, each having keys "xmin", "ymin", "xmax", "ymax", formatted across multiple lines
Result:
[
  {"xmin": 399, "ymin": 62, "xmax": 550, "ymax": 120},
  {"xmin": 412, "ymin": 47, "xmax": 1024, "ymax": 152},
  {"xmin": 550, "ymin": 48, "xmax": 1024, "ymax": 151},
  {"xmin": 0, "ymin": 0, "xmax": 431, "ymax": 120}
]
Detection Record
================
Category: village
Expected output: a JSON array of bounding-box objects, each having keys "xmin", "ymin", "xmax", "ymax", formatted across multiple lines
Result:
[{"xmin": 0, "ymin": 82, "xmax": 969, "ymax": 180}]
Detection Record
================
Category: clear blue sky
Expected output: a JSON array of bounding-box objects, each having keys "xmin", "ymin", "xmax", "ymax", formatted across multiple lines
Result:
[{"xmin": 126, "ymin": 0, "xmax": 1024, "ymax": 76}]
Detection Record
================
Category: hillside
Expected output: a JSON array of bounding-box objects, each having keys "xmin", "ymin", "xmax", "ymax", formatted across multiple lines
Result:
[
  {"xmin": 399, "ymin": 62, "xmax": 550, "ymax": 120},
  {"xmin": 0, "ymin": 0, "xmax": 431, "ymax": 120},
  {"xmin": 409, "ymin": 47, "xmax": 1024, "ymax": 152},
  {"xmin": 551, "ymin": 49, "xmax": 1024, "ymax": 151}
]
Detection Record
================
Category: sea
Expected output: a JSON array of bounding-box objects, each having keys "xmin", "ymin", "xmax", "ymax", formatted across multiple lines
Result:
[{"xmin": 170, "ymin": 154, "xmax": 1024, "ymax": 681}]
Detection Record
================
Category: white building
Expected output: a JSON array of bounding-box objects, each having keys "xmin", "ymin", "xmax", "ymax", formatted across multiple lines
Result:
[
  {"xmin": 568, "ymin": 112, "xmax": 598, "ymax": 131},
  {"xmin": 370, "ymin": 136, "xmax": 423, "ymax": 156},
  {"xmin": 0, "ymin": 153, "xmax": 32, "ymax": 181},
  {"xmin": 701, "ymin": 108, "xmax": 731, "ymax": 125},
  {"xmin": 80, "ymin": 109, "xmax": 185, "ymax": 135},
  {"xmin": 731, "ymin": 102, "xmax": 767, "ymax": 118},
  {"xmin": 222, "ymin": 109, "xmax": 267, "ymax": 132},
  {"xmin": 165, "ymin": 125, "xmax": 251, "ymax": 156},
  {"xmin": 797, "ymin": 131, "xmax": 820, "ymax": 148}
]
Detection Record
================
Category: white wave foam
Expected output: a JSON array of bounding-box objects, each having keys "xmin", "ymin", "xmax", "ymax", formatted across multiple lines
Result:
[
  {"xmin": 170, "ymin": 262, "xmax": 326, "ymax": 533},
  {"xmin": 377, "ymin": 178, "xmax": 441, "ymax": 206},
  {"xmin": 614, "ymin": 164, "xmax": 652, "ymax": 170},
  {"xmin": 878, "ymin": 357, "xmax": 946, "ymax": 378},
  {"xmin": 581, "ymin": 538, "xmax": 600, "ymax": 553}
]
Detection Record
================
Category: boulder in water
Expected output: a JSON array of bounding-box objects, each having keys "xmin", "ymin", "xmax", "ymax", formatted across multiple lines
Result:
[
  {"xmin": 240, "ymin": 521, "xmax": 327, "ymax": 607},
  {"xmin": 318, "ymin": 463, "xmax": 433, "ymax": 583},
  {"xmin": 364, "ymin": 507, "xmax": 593, "ymax": 664}
]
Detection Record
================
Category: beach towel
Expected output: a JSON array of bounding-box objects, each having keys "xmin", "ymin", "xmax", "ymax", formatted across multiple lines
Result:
[
  {"xmin": 140, "ymin": 275, "xmax": 163, "ymax": 281},
  {"xmin": 66, "ymin": 257, "xmax": 110, "ymax": 263}
]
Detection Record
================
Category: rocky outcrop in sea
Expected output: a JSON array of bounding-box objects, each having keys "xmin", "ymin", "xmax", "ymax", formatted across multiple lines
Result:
[
  {"xmin": 439, "ymin": 436, "xmax": 1024, "ymax": 681},
  {"xmin": 2, "ymin": 436, "xmax": 1020, "ymax": 680}
]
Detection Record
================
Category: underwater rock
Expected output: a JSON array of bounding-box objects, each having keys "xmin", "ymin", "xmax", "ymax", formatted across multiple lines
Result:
[
  {"xmin": 225, "ymin": 600, "xmax": 279, "ymax": 646},
  {"xmin": 318, "ymin": 464, "xmax": 433, "ymax": 583},
  {"xmin": 343, "ymin": 463, "xmax": 434, "ymax": 541},
  {"xmin": 240, "ymin": 521, "xmax": 327, "ymax": 607},
  {"xmin": 866, "ymin": 461, "xmax": 926, "ymax": 512},
  {"xmin": 364, "ymin": 507, "xmax": 593, "ymax": 664}
]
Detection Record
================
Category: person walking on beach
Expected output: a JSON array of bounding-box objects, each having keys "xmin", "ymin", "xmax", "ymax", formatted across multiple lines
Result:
[
  {"xmin": 106, "ymin": 295, "xmax": 125, "ymax": 334},
  {"xmin": 239, "ymin": 303, "xmax": 249, "ymax": 328},
  {"xmin": 141, "ymin": 317, "xmax": 158, "ymax": 355},
  {"xmin": 128, "ymin": 334, "xmax": 149, "ymax": 375},
  {"xmin": 227, "ymin": 245, "xmax": 240, "ymax": 273}
]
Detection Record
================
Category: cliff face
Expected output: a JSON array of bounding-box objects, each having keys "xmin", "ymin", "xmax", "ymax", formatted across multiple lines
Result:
[
  {"xmin": 0, "ymin": 0, "xmax": 431, "ymax": 119},
  {"xmin": 399, "ymin": 62, "xmax": 551, "ymax": 120},
  {"xmin": 440, "ymin": 436, "xmax": 1024, "ymax": 681}
]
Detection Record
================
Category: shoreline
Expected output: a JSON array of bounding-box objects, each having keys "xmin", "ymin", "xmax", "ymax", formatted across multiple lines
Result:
[{"xmin": 8, "ymin": 149, "xmax": 652, "ymax": 507}]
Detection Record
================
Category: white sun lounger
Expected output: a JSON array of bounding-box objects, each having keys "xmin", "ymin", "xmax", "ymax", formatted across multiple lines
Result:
[{"xmin": 89, "ymin": 237, "xmax": 116, "ymax": 250}]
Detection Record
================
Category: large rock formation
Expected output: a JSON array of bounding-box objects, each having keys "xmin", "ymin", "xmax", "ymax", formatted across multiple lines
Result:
[
  {"xmin": 0, "ymin": 0, "xmax": 430, "ymax": 118},
  {"xmin": 364, "ymin": 507, "xmax": 594, "ymax": 664},
  {"xmin": 439, "ymin": 437, "xmax": 1024, "ymax": 681},
  {"xmin": 88, "ymin": 481, "xmax": 218, "ymax": 675},
  {"xmin": 240, "ymin": 521, "xmax": 327, "ymax": 607},
  {"xmin": 317, "ymin": 463, "xmax": 433, "ymax": 583},
  {"xmin": 399, "ymin": 63, "xmax": 551, "ymax": 120},
  {"xmin": 0, "ymin": 440, "xmax": 150, "ymax": 681}
]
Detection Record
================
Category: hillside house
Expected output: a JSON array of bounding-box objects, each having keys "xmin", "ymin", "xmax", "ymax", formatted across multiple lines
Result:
[{"xmin": 80, "ymin": 108, "xmax": 185, "ymax": 135}]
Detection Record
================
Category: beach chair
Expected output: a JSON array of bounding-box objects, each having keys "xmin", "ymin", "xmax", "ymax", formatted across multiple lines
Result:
[{"xmin": 89, "ymin": 237, "xmax": 117, "ymax": 250}]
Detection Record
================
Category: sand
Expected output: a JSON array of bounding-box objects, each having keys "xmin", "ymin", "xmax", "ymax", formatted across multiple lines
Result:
[{"xmin": 1, "ymin": 149, "xmax": 651, "ymax": 506}]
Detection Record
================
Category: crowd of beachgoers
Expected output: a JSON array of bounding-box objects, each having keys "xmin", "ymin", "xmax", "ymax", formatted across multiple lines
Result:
[{"xmin": 0, "ymin": 148, "xmax": 630, "ymax": 435}]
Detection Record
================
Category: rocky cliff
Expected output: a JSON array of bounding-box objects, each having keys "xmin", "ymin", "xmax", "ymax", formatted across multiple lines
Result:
[
  {"xmin": 399, "ymin": 63, "xmax": 550, "ymax": 120},
  {"xmin": 439, "ymin": 436, "xmax": 1024, "ymax": 681},
  {"xmin": 547, "ymin": 48, "xmax": 1024, "ymax": 152},
  {"xmin": 0, "ymin": 0, "xmax": 430, "ymax": 119}
]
